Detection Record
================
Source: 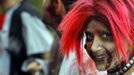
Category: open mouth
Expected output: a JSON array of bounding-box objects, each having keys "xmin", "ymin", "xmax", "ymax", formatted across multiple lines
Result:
[
  {"xmin": 93, "ymin": 55, "xmax": 106, "ymax": 63},
  {"xmin": 87, "ymin": 51, "xmax": 109, "ymax": 63},
  {"xmin": 86, "ymin": 48, "xmax": 112, "ymax": 63},
  {"xmin": 86, "ymin": 50, "xmax": 106, "ymax": 61},
  {"xmin": 86, "ymin": 48, "xmax": 112, "ymax": 70}
]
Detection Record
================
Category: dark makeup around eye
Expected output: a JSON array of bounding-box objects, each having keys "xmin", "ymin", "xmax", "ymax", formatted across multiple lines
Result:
[{"xmin": 85, "ymin": 30, "xmax": 113, "ymax": 41}]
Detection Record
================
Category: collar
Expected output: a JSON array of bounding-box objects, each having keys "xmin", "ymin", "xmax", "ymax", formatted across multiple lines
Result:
[{"xmin": 108, "ymin": 56, "xmax": 134, "ymax": 75}]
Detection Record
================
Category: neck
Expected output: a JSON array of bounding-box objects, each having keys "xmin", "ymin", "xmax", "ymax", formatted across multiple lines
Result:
[{"xmin": 108, "ymin": 56, "xmax": 134, "ymax": 75}]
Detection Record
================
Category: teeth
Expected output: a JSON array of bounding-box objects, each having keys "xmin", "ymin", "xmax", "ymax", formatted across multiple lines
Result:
[
  {"xmin": 97, "ymin": 56, "xmax": 105, "ymax": 58},
  {"xmin": 97, "ymin": 56, "xmax": 104, "ymax": 59}
]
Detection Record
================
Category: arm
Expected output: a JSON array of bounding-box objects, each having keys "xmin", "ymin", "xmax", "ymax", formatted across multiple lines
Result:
[{"xmin": 21, "ymin": 11, "xmax": 54, "ymax": 75}]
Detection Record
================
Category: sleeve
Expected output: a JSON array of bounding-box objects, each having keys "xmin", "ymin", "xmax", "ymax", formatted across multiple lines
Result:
[
  {"xmin": 58, "ymin": 52, "xmax": 79, "ymax": 75},
  {"xmin": 21, "ymin": 12, "xmax": 54, "ymax": 56}
]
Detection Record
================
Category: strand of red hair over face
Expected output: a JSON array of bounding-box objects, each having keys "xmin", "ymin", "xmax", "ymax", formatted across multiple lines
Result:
[{"xmin": 58, "ymin": 0, "xmax": 134, "ymax": 66}]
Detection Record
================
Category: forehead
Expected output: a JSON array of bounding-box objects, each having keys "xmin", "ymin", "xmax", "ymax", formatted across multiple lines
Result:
[{"xmin": 86, "ymin": 20, "xmax": 109, "ymax": 32}]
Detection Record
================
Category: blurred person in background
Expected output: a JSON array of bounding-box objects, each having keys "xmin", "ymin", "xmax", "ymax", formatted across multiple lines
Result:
[
  {"xmin": 0, "ymin": 0, "xmax": 54, "ymax": 75},
  {"xmin": 0, "ymin": 13, "xmax": 10, "ymax": 75},
  {"xmin": 42, "ymin": 0, "xmax": 78, "ymax": 75},
  {"xmin": 0, "ymin": 6, "xmax": 11, "ymax": 75}
]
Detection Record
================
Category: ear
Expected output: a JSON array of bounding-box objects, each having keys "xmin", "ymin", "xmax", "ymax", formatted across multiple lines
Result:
[
  {"xmin": 125, "ymin": 41, "xmax": 134, "ymax": 54},
  {"xmin": 128, "ymin": 44, "xmax": 134, "ymax": 56}
]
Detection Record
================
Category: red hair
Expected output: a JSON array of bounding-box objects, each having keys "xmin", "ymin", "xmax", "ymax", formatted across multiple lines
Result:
[{"xmin": 58, "ymin": 0, "xmax": 134, "ymax": 65}]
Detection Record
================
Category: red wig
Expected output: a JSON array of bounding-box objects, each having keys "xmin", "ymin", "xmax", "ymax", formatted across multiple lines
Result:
[{"xmin": 58, "ymin": 0, "xmax": 134, "ymax": 65}]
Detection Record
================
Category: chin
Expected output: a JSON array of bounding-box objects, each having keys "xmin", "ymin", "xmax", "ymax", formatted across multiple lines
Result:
[{"xmin": 95, "ymin": 63, "xmax": 108, "ymax": 71}]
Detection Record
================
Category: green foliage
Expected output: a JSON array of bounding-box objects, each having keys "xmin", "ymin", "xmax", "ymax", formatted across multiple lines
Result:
[
  {"xmin": 0, "ymin": 8, "xmax": 2, "ymax": 13},
  {"xmin": 29, "ymin": 0, "xmax": 43, "ymax": 14}
]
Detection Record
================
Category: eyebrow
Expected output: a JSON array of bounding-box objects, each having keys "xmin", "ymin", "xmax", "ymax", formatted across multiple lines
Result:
[
  {"xmin": 99, "ymin": 31, "xmax": 112, "ymax": 36},
  {"xmin": 85, "ymin": 30, "xmax": 111, "ymax": 35},
  {"xmin": 100, "ymin": 30, "xmax": 110, "ymax": 33}
]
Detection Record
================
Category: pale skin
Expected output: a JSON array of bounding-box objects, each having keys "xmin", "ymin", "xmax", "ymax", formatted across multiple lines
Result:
[{"xmin": 84, "ymin": 19, "xmax": 134, "ymax": 75}]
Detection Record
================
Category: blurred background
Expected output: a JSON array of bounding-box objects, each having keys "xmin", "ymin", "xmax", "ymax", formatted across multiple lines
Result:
[
  {"xmin": 0, "ymin": 0, "xmax": 43, "ymax": 13},
  {"xmin": 29, "ymin": 0, "xmax": 42, "ymax": 13}
]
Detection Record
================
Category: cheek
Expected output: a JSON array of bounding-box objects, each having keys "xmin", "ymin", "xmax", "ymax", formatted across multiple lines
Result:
[
  {"xmin": 104, "ymin": 42, "xmax": 115, "ymax": 53},
  {"xmin": 85, "ymin": 42, "xmax": 92, "ymax": 50},
  {"xmin": 104, "ymin": 42, "xmax": 118, "ymax": 60},
  {"xmin": 84, "ymin": 42, "xmax": 93, "ymax": 55}
]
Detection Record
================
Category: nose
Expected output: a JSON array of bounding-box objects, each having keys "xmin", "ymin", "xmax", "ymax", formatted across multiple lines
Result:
[{"xmin": 91, "ymin": 36, "xmax": 103, "ymax": 52}]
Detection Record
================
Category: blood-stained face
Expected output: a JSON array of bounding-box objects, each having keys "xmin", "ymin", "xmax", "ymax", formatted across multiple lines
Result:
[{"xmin": 84, "ymin": 19, "xmax": 119, "ymax": 71}]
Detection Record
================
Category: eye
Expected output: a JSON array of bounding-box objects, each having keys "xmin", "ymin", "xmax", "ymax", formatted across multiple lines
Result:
[
  {"xmin": 87, "ymin": 35, "xmax": 93, "ymax": 40},
  {"xmin": 85, "ymin": 32, "xmax": 93, "ymax": 41},
  {"xmin": 101, "ymin": 33, "xmax": 113, "ymax": 41}
]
